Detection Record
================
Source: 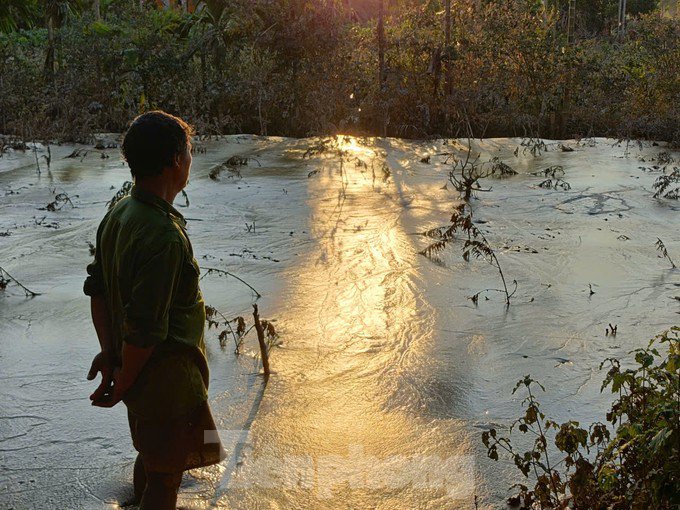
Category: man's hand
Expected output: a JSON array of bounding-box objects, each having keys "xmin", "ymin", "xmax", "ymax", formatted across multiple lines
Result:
[
  {"xmin": 90, "ymin": 342, "xmax": 155, "ymax": 408},
  {"xmin": 87, "ymin": 351, "xmax": 114, "ymax": 403},
  {"xmin": 91, "ymin": 367, "xmax": 134, "ymax": 408}
]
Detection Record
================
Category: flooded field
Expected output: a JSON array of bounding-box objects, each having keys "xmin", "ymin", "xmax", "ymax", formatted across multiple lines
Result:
[{"xmin": 1, "ymin": 135, "xmax": 678, "ymax": 509}]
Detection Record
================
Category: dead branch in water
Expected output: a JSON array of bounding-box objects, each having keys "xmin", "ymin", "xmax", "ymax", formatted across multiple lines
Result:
[
  {"xmin": 656, "ymin": 238, "xmax": 676, "ymax": 269},
  {"xmin": 252, "ymin": 304, "xmax": 271, "ymax": 378},
  {"xmin": 200, "ymin": 266, "xmax": 262, "ymax": 298},
  {"xmin": 0, "ymin": 266, "xmax": 40, "ymax": 297}
]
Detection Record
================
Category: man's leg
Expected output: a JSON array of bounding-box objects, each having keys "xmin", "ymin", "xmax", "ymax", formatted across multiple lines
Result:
[
  {"xmin": 133, "ymin": 454, "xmax": 147, "ymax": 503},
  {"xmin": 139, "ymin": 470, "xmax": 183, "ymax": 510}
]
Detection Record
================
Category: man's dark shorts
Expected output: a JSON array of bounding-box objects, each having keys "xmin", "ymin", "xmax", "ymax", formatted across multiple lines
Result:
[{"xmin": 128, "ymin": 400, "xmax": 224, "ymax": 473}]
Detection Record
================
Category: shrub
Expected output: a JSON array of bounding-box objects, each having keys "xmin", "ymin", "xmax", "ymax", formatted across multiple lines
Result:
[{"xmin": 483, "ymin": 326, "xmax": 680, "ymax": 509}]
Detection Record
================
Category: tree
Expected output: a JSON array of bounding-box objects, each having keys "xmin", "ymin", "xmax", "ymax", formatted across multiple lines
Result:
[
  {"xmin": 444, "ymin": 0, "xmax": 451, "ymax": 97},
  {"xmin": 377, "ymin": 0, "xmax": 386, "ymax": 134},
  {"xmin": 0, "ymin": 0, "xmax": 39, "ymax": 32}
]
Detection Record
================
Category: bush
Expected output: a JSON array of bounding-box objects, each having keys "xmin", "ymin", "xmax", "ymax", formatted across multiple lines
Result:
[
  {"xmin": 483, "ymin": 326, "xmax": 680, "ymax": 509},
  {"xmin": 0, "ymin": 1, "xmax": 678, "ymax": 143}
]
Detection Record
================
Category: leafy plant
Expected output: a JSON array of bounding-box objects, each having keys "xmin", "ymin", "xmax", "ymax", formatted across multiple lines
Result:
[
  {"xmin": 483, "ymin": 326, "xmax": 680, "ymax": 509},
  {"xmin": 420, "ymin": 202, "xmax": 516, "ymax": 306},
  {"xmin": 204, "ymin": 302, "xmax": 278, "ymax": 376},
  {"xmin": 107, "ymin": 181, "xmax": 133, "ymax": 209},
  {"xmin": 652, "ymin": 168, "xmax": 680, "ymax": 199},
  {"xmin": 42, "ymin": 190, "xmax": 75, "ymax": 211}
]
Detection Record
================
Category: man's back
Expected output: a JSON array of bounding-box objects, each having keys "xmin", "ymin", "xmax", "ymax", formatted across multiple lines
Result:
[
  {"xmin": 85, "ymin": 186, "xmax": 208, "ymax": 419},
  {"xmin": 87, "ymin": 186, "xmax": 205, "ymax": 347},
  {"xmin": 84, "ymin": 112, "xmax": 222, "ymax": 509}
]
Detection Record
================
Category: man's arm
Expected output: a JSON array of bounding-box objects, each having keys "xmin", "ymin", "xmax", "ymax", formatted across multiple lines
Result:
[
  {"xmin": 92, "ymin": 341, "xmax": 155, "ymax": 407},
  {"xmin": 84, "ymin": 223, "xmax": 116, "ymax": 400},
  {"xmin": 90, "ymin": 294, "xmax": 113, "ymax": 354},
  {"xmin": 87, "ymin": 295, "xmax": 116, "ymax": 402},
  {"xmin": 89, "ymin": 297, "xmax": 156, "ymax": 406},
  {"xmin": 92, "ymin": 239, "xmax": 184, "ymax": 407}
]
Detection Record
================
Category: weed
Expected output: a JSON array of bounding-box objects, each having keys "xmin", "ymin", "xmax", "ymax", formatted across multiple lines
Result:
[
  {"xmin": 483, "ymin": 327, "xmax": 680, "ymax": 509},
  {"xmin": 107, "ymin": 181, "xmax": 133, "ymax": 209},
  {"xmin": 652, "ymin": 168, "xmax": 680, "ymax": 199},
  {"xmin": 538, "ymin": 178, "xmax": 571, "ymax": 191},
  {"xmin": 420, "ymin": 202, "xmax": 516, "ymax": 306},
  {"xmin": 42, "ymin": 190, "xmax": 75, "ymax": 211}
]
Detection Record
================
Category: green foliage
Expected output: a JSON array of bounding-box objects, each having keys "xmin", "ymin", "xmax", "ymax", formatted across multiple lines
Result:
[
  {"xmin": 0, "ymin": 0, "xmax": 677, "ymax": 143},
  {"xmin": 483, "ymin": 326, "xmax": 680, "ymax": 509}
]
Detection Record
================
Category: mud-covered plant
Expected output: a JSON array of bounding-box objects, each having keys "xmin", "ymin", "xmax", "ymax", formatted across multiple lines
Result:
[
  {"xmin": 531, "ymin": 166, "xmax": 565, "ymax": 179},
  {"xmin": 209, "ymin": 155, "xmax": 261, "ymax": 180},
  {"xmin": 447, "ymin": 143, "xmax": 493, "ymax": 202},
  {"xmin": 205, "ymin": 303, "xmax": 278, "ymax": 375},
  {"xmin": 657, "ymin": 152, "xmax": 674, "ymax": 166},
  {"xmin": 0, "ymin": 265, "xmax": 40, "ymax": 297},
  {"xmin": 43, "ymin": 191, "xmax": 75, "ymax": 211},
  {"xmin": 490, "ymin": 157, "xmax": 517, "ymax": 178},
  {"xmin": 420, "ymin": 202, "xmax": 516, "ymax": 306},
  {"xmin": 107, "ymin": 181, "xmax": 133, "ymax": 209},
  {"xmin": 652, "ymin": 168, "xmax": 680, "ymax": 199},
  {"xmin": 205, "ymin": 305, "xmax": 247, "ymax": 353},
  {"xmin": 538, "ymin": 178, "xmax": 571, "ymax": 191},
  {"xmin": 656, "ymin": 238, "xmax": 676, "ymax": 268},
  {"xmin": 302, "ymin": 137, "xmax": 345, "ymax": 159},
  {"xmin": 515, "ymin": 137, "xmax": 548, "ymax": 157},
  {"xmin": 483, "ymin": 327, "xmax": 680, "ymax": 509}
]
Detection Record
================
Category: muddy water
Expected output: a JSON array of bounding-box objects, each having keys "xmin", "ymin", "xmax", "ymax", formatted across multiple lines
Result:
[{"xmin": 0, "ymin": 136, "xmax": 678, "ymax": 509}]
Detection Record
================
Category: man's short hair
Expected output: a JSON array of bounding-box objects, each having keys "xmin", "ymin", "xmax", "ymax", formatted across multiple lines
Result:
[{"xmin": 121, "ymin": 111, "xmax": 194, "ymax": 180}]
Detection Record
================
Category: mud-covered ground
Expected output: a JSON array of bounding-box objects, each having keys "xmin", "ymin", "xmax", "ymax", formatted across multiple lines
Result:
[{"xmin": 0, "ymin": 135, "xmax": 678, "ymax": 509}]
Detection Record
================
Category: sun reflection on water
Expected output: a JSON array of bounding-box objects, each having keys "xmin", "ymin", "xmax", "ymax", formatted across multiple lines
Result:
[{"xmin": 216, "ymin": 137, "xmax": 474, "ymax": 508}]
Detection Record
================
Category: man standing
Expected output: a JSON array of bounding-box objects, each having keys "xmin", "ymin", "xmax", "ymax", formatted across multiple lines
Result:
[{"xmin": 84, "ymin": 111, "xmax": 222, "ymax": 509}]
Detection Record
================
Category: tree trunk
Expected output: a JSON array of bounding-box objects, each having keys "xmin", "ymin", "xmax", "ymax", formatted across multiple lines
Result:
[
  {"xmin": 44, "ymin": 15, "xmax": 55, "ymax": 81},
  {"xmin": 377, "ymin": 0, "xmax": 385, "ymax": 87},
  {"xmin": 93, "ymin": 0, "xmax": 101, "ymax": 20},
  {"xmin": 377, "ymin": 0, "xmax": 386, "ymax": 136},
  {"xmin": 444, "ymin": 0, "xmax": 451, "ymax": 97}
]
